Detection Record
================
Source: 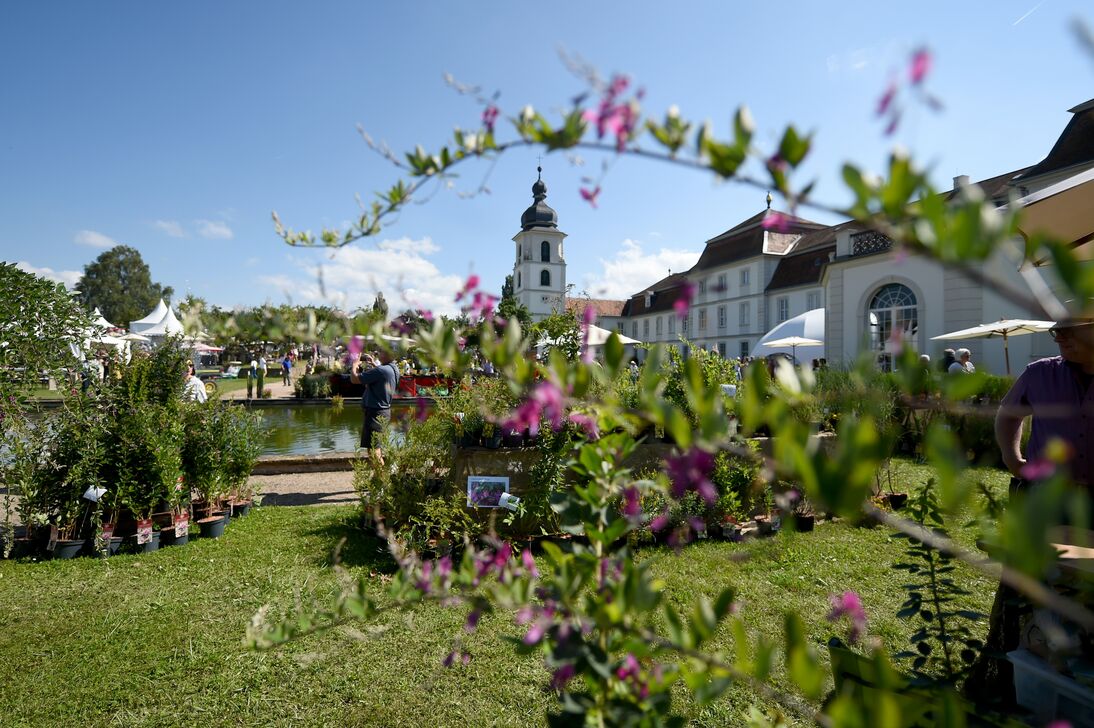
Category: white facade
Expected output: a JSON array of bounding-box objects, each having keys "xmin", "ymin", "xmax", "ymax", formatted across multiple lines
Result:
[{"xmin": 513, "ymin": 228, "xmax": 567, "ymax": 321}]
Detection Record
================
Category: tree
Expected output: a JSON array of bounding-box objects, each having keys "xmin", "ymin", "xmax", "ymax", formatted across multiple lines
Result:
[
  {"xmin": 77, "ymin": 246, "xmax": 173, "ymax": 329},
  {"xmin": 0, "ymin": 263, "xmax": 90, "ymax": 396},
  {"xmin": 497, "ymin": 275, "xmax": 532, "ymax": 329}
]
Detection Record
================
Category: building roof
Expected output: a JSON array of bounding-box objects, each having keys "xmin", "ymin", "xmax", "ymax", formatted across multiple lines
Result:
[
  {"xmin": 692, "ymin": 209, "xmax": 825, "ymax": 271},
  {"xmin": 565, "ymin": 298, "xmax": 626, "ymax": 318},
  {"xmin": 766, "ymin": 245, "xmax": 836, "ymax": 292},
  {"xmin": 1014, "ymin": 99, "xmax": 1094, "ymax": 183},
  {"xmin": 620, "ymin": 272, "xmax": 688, "ymax": 316},
  {"xmin": 520, "ymin": 168, "xmax": 559, "ymax": 231}
]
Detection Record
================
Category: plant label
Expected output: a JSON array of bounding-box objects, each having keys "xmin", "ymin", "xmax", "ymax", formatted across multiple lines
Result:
[
  {"xmin": 46, "ymin": 524, "xmax": 59, "ymax": 552},
  {"xmin": 101, "ymin": 523, "xmax": 114, "ymax": 541},
  {"xmin": 174, "ymin": 512, "xmax": 188, "ymax": 537},
  {"xmin": 466, "ymin": 476, "xmax": 509, "ymax": 508},
  {"xmin": 136, "ymin": 519, "xmax": 153, "ymax": 545}
]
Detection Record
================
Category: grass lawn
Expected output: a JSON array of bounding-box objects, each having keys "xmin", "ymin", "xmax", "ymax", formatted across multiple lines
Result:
[{"xmin": 0, "ymin": 461, "xmax": 1007, "ymax": 727}]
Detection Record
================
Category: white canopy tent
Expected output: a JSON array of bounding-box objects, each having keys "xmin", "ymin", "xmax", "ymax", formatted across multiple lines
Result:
[
  {"xmin": 91, "ymin": 307, "xmax": 118, "ymax": 331},
  {"xmin": 129, "ymin": 298, "xmax": 169, "ymax": 334},
  {"xmin": 751, "ymin": 308, "xmax": 825, "ymax": 363},
  {"xmin": 139, "ymin": 306, "xmax": 185, "ymax": 337},
  {"xmin": 583, "ymin": 324, "xmax": 640, "ymax": 347}
]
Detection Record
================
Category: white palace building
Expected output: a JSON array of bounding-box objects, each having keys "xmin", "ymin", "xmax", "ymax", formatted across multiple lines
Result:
[{"xmin": 512, "ymin": 98, "xmax": 1094, "ymax": 375}]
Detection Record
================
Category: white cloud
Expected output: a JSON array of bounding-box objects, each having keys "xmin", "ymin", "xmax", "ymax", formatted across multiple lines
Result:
[
  {"xmin": 196, "ymin": 220, "xmax": 234, "ymax": 239},
  {"xmin": 261, "ymin": 236, "xmax": 466, "ymax": 316},
  {"xmin": 16, "ymin": 261, "xmax": 83, "ymax": 289},
  {"xmin": 153, "ymin": 220, "xmax": 186, "ymax": 238},
  {"xmin": 581, "ymin": 239, "xmax": 701, "ymax": 299},
  {"xmin": 74, "ymin": 229, "xmax": 118, "ymax": 248}
]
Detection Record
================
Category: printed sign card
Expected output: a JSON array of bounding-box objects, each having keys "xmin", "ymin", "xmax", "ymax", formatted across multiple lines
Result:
[
  {"xmin": 466, "ymin": 476, "xmax": 510, "ymax": 508},
  {"xmin": 136, "ymin": 519, "xmax": 153, "ymax": 545},
  {"xmin": 173, "ymin": 512, "xmax": 189, "ymax": 538}
]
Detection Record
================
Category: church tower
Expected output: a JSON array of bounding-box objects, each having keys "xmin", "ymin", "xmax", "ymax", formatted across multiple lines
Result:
[{"xmin": 513, "ymin": 167, "xmax": 567, "ymax": 322}]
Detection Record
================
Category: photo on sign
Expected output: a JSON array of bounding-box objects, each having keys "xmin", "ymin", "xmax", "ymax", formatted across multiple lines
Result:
[{"xmin": 467, "ymin": 476, "xmax": 510, "ymax": 508}]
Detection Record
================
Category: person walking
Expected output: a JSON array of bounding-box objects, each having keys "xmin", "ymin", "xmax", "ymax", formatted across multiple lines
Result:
[
  {"xmin": 350, "ymin": 349, "xmax": 400, "ymax": 466},
  {"xmin": 964, "ymin": 315, "xmax": 1094, "ymax": 706}
]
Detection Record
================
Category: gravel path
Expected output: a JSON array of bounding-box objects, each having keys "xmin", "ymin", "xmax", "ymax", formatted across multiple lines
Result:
[{"xmin": 249, "ymin": 470, "xmax": 358, "ymax": 507}]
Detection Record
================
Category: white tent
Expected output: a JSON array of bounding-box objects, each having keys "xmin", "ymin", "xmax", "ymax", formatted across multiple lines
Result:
[
  {"xmin": 583, "ymin": 324, "xmax": 640, "ymax": 347},
  {"xmin": 751, "ymin": 308, "xmax": 825, "ymax": 363},
  {"xmin": 92, "ymin": 307, "xmax": 117, "ymax": 331},
  {"xmin": 140, "ymin": 306, "xmax": 185, "ymax": 337},
  {"xmin": 130, "ymin": 299, "xmax": 169, "ymax": 334}
]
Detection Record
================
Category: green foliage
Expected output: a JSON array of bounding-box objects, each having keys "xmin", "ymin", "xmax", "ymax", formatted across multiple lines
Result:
[
  {"xmin": 76, "ymin": 245, "xmax": 173, "ymax": 330},
  {"xmin": 115, "ymin": 405, "xmax": 182, "ymax": 520},
  {"xmin": 498, "ymin": 274, "xmax": 532, "ymax": 329},
  {"xmin": 892, "ymin": 480, "xmax": 986, "ymax": 686},
  {"xmin": 0, "ymin": 262, "xmax": 90, "ymax": 398},
  {"xmin": 294, "ymin": 373, "xmax": 332, "ymax": 398},
  {"xmin": 531, "ymin": 311, "xmax": 581, "ymax": 361}
]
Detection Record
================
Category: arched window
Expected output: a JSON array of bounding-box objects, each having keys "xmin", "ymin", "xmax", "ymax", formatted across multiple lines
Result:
[
  {"xmin": 541, "ymin": 240, "xmax": 551, "ymax": 262},
  {"xmin": 866, "ymin": 283, "xmax": 918, "ymax": 362},
  {"xmin": 517, "ymin": 271, "xmax": 521, "ymax": 288},
  {"xmin": 540, "ymin": 269, "xmax": 551, "ymax": 287}
]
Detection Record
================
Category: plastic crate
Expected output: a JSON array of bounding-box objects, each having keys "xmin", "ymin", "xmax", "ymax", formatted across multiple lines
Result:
[{"xmin": 1008, "ymin": 648, "xmax": 1094, "ymax": 728}]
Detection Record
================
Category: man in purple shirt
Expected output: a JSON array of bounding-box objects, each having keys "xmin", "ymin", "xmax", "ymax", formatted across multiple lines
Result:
[
  {"xmin": 996, "ymin": 315, "xmax": 1094, "ymax": 488},
  {"xmin": 966, "ymin": 315, "xmax": 1093, "ymax": 706}
]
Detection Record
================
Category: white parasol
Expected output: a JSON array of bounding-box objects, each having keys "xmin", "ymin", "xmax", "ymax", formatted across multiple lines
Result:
[{"xmin": 931, "ymin": 319, "xmax": 1054, "ymax": 374}]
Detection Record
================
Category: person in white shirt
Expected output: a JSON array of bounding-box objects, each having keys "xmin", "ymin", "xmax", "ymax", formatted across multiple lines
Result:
[
  {"xmin": 183, "ymin": 361, "xmax": 207, "ymax": 403},
  {"xmin": 948, "ymin": 348, "xmax": 975, "ymax": 374}
]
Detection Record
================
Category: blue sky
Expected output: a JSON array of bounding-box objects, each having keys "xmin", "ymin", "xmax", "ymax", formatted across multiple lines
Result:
[{"xmin": 2, "ymin": 1, "xmax": 1091, "ymax": 319}]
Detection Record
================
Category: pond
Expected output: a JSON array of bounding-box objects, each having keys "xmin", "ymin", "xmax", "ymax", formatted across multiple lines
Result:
[{"xmin": 257, "ymin": 403, "xmax": 416, "ymax": 457}]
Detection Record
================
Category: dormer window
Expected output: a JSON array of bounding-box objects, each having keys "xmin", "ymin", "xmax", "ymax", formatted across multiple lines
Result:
[
  {"xmin": 644, "ymin": 292, "xmax": 653, "ymax": 308},
  {"xmin": 541, "ymin": 241, "xmax": 550, "ymax": 262}
]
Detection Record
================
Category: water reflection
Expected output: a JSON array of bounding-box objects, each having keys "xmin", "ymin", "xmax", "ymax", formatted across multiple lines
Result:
[{"xmin": 257, "ymin": 405, "xmax": 412, "ymax": 456}]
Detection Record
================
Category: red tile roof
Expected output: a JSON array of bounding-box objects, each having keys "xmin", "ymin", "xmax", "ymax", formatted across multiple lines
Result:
[{"xmin": 565, "ymin": 297, "xmax": 626, "ymax": 318}]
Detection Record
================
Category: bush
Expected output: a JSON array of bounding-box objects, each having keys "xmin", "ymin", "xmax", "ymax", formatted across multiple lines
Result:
[{"xmin": 294, "ymin": 374, "xmax": 331, "ymax": 399}]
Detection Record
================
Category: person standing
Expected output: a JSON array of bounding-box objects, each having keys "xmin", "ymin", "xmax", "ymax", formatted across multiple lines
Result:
[
  {"xmin": 948, "ymin": 348, "xmax": 975, "ymax": 374},
  {"xmin": 247, "ymin": 354, "xmax": 258, "ymax": 399},
  {"xmin": 257, "ymin": 352, "xmax": 267, "ymax": 397},
  {"xmin": 281, "ymin": 353, "xmax": 292, "ymax": 386},
  {"xmin": 183, "ymin": 361, "xmax": 207, "ymax": 403},
  {"xmin": 940, "ymin": 348, "xmax": 956, "ymax": 373},
  {"xmin": 964, "ymin": 316, "xmax": 1094, "ymax": 705},
  {"xmin": 351, "ymin": 349, "xmax": 400, "ymax": 466}
]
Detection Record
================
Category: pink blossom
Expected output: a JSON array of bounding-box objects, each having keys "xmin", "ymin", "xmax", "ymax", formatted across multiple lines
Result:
[
  {"xmin": 1020, "ymin": 459, "xmax": 1056, "ymax": 481},
  {"xmin": 650, "ymin": 507, "xmax": 670, "ymax": 532},
  {"xmin": 348, "ymin": 335, "xmax": 364, "ymax": 358},
  {"xmin": 502, "ymin": 380, "xmax": 566, "ymax": 433},
  {"xmin": 827, "ymin": 591, "xmax": 868, "ymax": 643},
  {"xmin": 885, "ymin": 110, "xmax": 902, "ymax": 136},
  {"xmin": 481, "ymin": 104, "xmax": 499, "ymax": 134},
  {"xmin": 436, "ymin": 554, "xmax": 452, "ymax": 579},
  {"xmin": 579, "ymin": 186, "xmax": 601, "ymax": 208},
  {"xmin": 415, "ymin": 397, "xmax": 430, "ymax": 422},
  {"xmin": 762, "ymin": 211, "xmax": 792, "ymax": 232},
  {"xmin": 909, "ymin": 47, "xmax": 931, "ymax": 85},
  {"xmin": 550, "ymin": 664, "xmax": 576, "ymax": 690},
  {"xmin": 521, "ymin": 548, "xmax": 538, "ymax": 578},
  {"xmin": 766, "ymin": 153, "xmax": 788, "ymax": 176},
  {"xmin": 568, "ymin": 412, "xmax": 600, "ymax": 440},
  {"xmin": 523, "ymin": 621, "xmax": 547, "ymax": 645},
  {"xmin": 876, "ymin": 80, "xmax": 897, "ymax": 116},
  {"xmin": 455, "ymin": 274, "xmax": 480, "ymax": 302},
  {"xmin": 622, "ymin": 486, "xmax": 641, "ymax": 518},
  {"xmin": 673, "ymin": 281, "xmax": 696, "ymax": 320},
  {"xmin": 420, "ymin": 309, "xmax": 434, "ymax": 323},
  {"xmin": 666, "ymin": 449, "xmax": 717, "ymax": 505},
  {"xmin": 465, "ymin": 609, "xmax": 481, "ymax": 633}
]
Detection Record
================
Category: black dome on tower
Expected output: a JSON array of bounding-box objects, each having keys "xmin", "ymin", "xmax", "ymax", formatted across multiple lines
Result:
[{"xmin": 520, "ymin": 167, "xmax": 558, "ymax": 231}]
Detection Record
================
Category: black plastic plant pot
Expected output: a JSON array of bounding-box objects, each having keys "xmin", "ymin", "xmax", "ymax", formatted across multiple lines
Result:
[
  {"xmin": 885, "ymin": 493, "xmax": 909, "ymax": 510},
  {"xmin": 231, "ymin": 501, "xmax": 252, "ymax": 518},
  {"xmin": 104, "ymin": 536, "xmax": 124, "ymax": 556},
  {"xmin": 198, "ymin": 514, "xmax": 227, "ymax": 539},
  {"xmin": 51, "ymin": 539, "xmax": 86, "ymax": 560},
  {"xmin": 793, "ymin": 513, "xmax": 816, "ymax": 532},
  {"xmin": 138, "ymin": 531, "xmax": 161, "ymax": 554},
  {"xmin": 484, "ymin": 432, "xmax": 503, "ymax": 449},
  {"xmin": 160, "ymin": 529, "xmax": 189, "ymax": 548}
]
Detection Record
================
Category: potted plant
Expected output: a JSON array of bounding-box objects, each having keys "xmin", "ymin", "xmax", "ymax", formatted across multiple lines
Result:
[
  {"xmin": 37, "ymin": 399, "xmax": 106, "ymax": 558},
  {"xmin": 875, "ymin": 458, "xmax": 908, "ymax": 510},
  {"xmin": 482, "ymin": 421, "xmax": 502, "ymax": 449},
  {"xmin": 181, "ymin": 402, "xmax": 228, "ymax": 537},
  {"xmin": 791, "ymin": 497, "xmax": 816, "ymax": 532},
  {"xmin": 159, "ymin": 475, "xmax": 191, "ymax": 547},
  {"xmin": 221, "ymin": 405, "xmax": 264, "ymax": 517},
  {"xmin": 117, "ymin": 406, "xmax": 182, "ymax": 552},
  {"xmin": 461, "ymin": 409, "xmax": 485, "ymax": 448}
]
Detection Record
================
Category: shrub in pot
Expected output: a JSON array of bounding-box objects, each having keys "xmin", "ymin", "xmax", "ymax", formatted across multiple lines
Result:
[
  {"xmin": 116, "ymin": 405, "xmax": 182, "ymax": 550},
  {"xmin": 220, "ymin": 404, "xmax": 264, "ymax": 512},
  {"xmin": 181, "ymin": 401, "xmax": 227, "ymax": 520}
]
